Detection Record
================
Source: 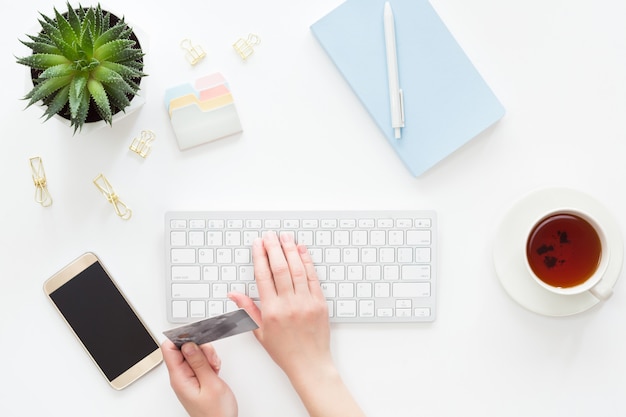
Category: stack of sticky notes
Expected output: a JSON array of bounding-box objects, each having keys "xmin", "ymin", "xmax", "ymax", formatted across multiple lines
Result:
[{"xmin": 164, "ymin": 73, "xmax": 243, "ymax": 150}]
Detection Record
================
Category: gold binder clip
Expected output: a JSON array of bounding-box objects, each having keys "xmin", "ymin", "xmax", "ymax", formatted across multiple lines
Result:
[
  {"xmin": 233, "ymin": 33, "xmax": 261, "ymax": 61},
  {"xmin": 180, "ymin": 39, "xmax": 206, "ymax": 65},
  {"xmin": 93, "ymin": 174, "xmax": 132, "ymax": 220},
  {"xmin": 29, "ymin": 156, "xmax": 53, "ymax": 207},
  {"xmin": 129, "ymin": 130, "xmax": 156, "ymax": 158}
]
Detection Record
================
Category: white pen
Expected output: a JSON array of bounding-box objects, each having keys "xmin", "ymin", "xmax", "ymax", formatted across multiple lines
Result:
[{"xmin": 383, "ymin": 1, "xmax": 405, "ymax": 139}]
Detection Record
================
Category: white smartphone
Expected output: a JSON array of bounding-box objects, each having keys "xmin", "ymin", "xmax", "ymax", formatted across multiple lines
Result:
[{"xmin": 43, "ymin": 252, "xmax": 162, "ymax": 390}]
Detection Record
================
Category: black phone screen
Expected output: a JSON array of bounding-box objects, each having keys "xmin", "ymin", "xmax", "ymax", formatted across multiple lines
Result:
[{"xmin": 49, "ymin": 261, "xmax": 158, "ymax": 381}]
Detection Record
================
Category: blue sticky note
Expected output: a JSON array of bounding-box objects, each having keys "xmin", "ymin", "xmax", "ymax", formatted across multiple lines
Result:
[{"xmin": 311, "ymin": 0, "xmax": 505, "ymax": 176}]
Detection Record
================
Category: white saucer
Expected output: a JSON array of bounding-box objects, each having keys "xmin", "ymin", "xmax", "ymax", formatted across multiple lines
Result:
[{"xmin": 493, "ymin": 187, "xmax": 624, "ymax": 316}]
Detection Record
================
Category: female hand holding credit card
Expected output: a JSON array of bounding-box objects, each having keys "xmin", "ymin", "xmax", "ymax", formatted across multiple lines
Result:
[{"xmin": 161, "ymin": 231, "xmax": 366, "ymax": 417}]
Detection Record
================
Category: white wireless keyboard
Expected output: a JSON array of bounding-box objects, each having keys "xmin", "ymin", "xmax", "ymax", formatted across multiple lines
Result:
[{"xmin": 165, "ymin": 211, "xmax": 437, "ymax": 323}]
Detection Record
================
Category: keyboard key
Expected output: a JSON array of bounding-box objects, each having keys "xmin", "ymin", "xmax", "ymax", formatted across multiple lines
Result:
[
  {"xmin": 198, "ymin": 249, "xmax": 214, "ymax": 263},
  {"xmin": 402, "ymin": 265, "xmax": 430, "ymax": 280},
  {"xmin": 172, "ymin": 300, "xmax": 187, "ymax": 318},
  {"xmin": 212, "ymin": 283, "xmax": 228, "ymax": 298},
  {"xmin": 329, "ymin": 266, "xmax": 345, "ymax": 281},
  {"xmin": 337, "ymin": 300, "xmax": 357, "ymax": 317},
  {"xmin": 347, "ymin": 265, "xmax": 363, "ymax": 280},
  {"xmin": 365, "ymin": 265, "xmax": 381, "ymax": 280},
  {"xmin": 239, "ymin": 265, "xmax": 254, "ymax": 281},
  {"xmin": 393, "ymin": 282, "xmax": 430, "ymax": 297},
  {"xmin": 343, "ymin": 248, "xmax": 359, "ymax": 263},
  {"xmin": 297, "ymin": 231, "xmax": 314, "ymax": 245},
  {"xmin": 189, "ymin": 231, "xmax": 205, "ymax": 246},
  {"xmin": 303, "ymin": 219, "xmax": 318, "ymax": 228},
  {"xmin": 416, "ymin": 248, "xmax": 431, "ymax": 262},
  {"xmin": 356, "ymin": 282, "xmax": 372, "ymax": 297},
  {"xmin": 359, "ymin": 300, "xmax": 375, "ymax": 317},
  {"xmin": 189, "ymin": 219, "xmax": 206, "ymax": 229},
  {"xmin": 321, "ymin": 283, "xmax": 336, "ymax": 298},
  {"xmin": 316, "ymin": 231, "xmax": 332, "ymax": 245},
  {"xmin": 170, "ymin": 220, "xmax": 187, "ymax": 229},
  {"xmin": 284, "ymin": 219, "xmax": 300, "ymax": 228},
  {"xmin": 172, "ymin": 283, "xmax": 210, "ymax": 298},
  {"xmin": 234, "ymin": 248, "xmax": 250, "ymax": 263},
  {"xmin": 225, "ymin": 231, "xmax": 241, "ymax": 246},
  {"xmin": 338, "ymin": 283, "xmax": 354, "ymax": 298},
  {"xmin": 221, "ymin": 266, "xmax": 237, "ymax": 281},
  {"xmin": 388, "ymin": 230, "xmax": 404, "ymax": 245},
  {"xmin": 203, "ymin": 266, "xmax": 218, "ymax": 280},
  {"xmin": 208, "ymin": 220, "xmax": 224, "ymax": 229},
  {"xmin": 227, "ymin": 219, "xmax": 243, "ymax": 228},
  {"xmin": 190, "ymin": 301, "xmax": 206, "ymax": 318},
  {"xmin": 375, "ymin": 282, "xmax": 390, "ymax": 297},
  {"xmin": 407, "ymin": 230, "xmax": 431, "ymax": 245},
  {"xmin": 352, "ymin": 230, "xmax": 368, "ymax": 245},
  {"xmin": 321, "ymin": 219, "xmax": 337, "ymax": 228},
  {"xmin": 371, "ymin": 230, "xmax": 386, "ymax": 245},
  {"xmin": 383, "ymin": 265, "xmax": 399, "ymax": 280},
  {"xmin": 361, "ymin": 248, "xmax": 377, "ymax": 263},
  {"xmin": 325, "ymin": 248, "xmax": 341, "ymax": 263},
  {"xmin": 333, "ymin": 230, "xmax": 350, "ymax": 245},
  {"xmin": 171, "ymin": 248, "xmax": 195, "ymax": 263},
  {"xmin": 208, "ymin": 301, "xmax": 224, "ymax": 317},
  {"xmin": 171, "ymin": 231, "xmax": 187, "ymax": 246},
  {"xmin": 207, "ymin": 231, "xmax": 223, "ymax": 246},
  {"xmin": 172, "ymin": 266, "xmax": 200, "ymax": 281},
  {"xmin": 340, "ymin": 219, "xmax": 356, "ymax": 228},
  {"xmin": 415, "ymin": 218, "xmax": 432, "ymax": 228},
  {"xmin": 264, "ymin": 219, "xmax": 281, "ymax": 228},
  {"xmin": 377, "ymin": 219, "xmax": 393, "ymax": 228}
]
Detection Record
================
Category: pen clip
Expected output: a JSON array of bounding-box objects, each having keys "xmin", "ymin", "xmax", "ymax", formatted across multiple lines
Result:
[{"xmin": 399, "ymin": 89, "xmax": 405, "ymax": 126}]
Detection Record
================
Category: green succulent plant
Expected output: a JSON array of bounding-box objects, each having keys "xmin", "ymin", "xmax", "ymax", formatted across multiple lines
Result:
[{"xmin": 16, "ymin": 2, "xmax": 146, "ymax": 131}]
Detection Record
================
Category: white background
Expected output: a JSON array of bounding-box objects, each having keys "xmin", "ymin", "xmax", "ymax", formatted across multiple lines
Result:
[{"xmin": 2, "ymin": 0, "xmax": 626, "ymax": 416}]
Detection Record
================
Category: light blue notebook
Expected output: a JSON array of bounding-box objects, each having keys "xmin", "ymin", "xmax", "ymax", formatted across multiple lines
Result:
[{"xmin": 311, "ymin": 0, "xmax": 505, "ymax": 176}]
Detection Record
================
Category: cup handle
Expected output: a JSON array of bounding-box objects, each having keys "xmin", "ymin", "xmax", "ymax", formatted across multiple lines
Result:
[{"xmin": 590, "ymin": 279, "xmax": 613, "ymax": 301}]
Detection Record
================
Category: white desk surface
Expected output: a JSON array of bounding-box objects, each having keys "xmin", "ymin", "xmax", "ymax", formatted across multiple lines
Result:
[{"xmin": 2, "ymin": 0, "xmax": 626, "ymax": 416}]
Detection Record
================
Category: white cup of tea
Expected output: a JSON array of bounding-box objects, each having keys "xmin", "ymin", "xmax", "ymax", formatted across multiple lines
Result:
[{"xmin": 525, "ymin": 209, "xmax": 612, "ymax": 300}]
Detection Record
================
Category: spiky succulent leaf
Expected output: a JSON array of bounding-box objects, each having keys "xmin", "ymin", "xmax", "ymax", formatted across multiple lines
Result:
[
  {"xmin": 94, "ymin": 39, "xmax": 136, "ymax": 61},
  {"xmin": 25, "ymin": 75, "xmax": 73, "ymax": 106},
  {"xmin": 73, "ymin": 91, "xmax": 90, "ymax": 133},
  {"xmin": 39, "ymin": 63, "xmax": 74, "ymax": 79},
  {"xmin": 88, "ymin": 79, "xmax": 112, "ymax": 124},
  {"xmin": 103, "ymin": 84, "xmax": 131, "ymax": 110},
  {"xmin": 66, "ymin": 6, "xmax": 81, "ymax": 35},
  {"xmin": 20, "ymin": 39, "xmax": 60, "ymax": 55},
  {"xmin": 17, "ymin": 53, "xmax": 70, "ymax": 69},
  {"xmin": 54, "ymin": 7, "xmax": 78, "ymax": 46},
  {"xmin": 42, "ymin": 85, "xmax": 70, "ymax": 121},
  {"xmin": 93, "ymin": 21, "xmax": 128, "ymax": 49},
  {"xmin": 16, "ymin": 2, "xmax": 145, "ymax": 131},
  {"xmin": 69, "ymin": 72, "xmax": 88, "ymax": 119}
]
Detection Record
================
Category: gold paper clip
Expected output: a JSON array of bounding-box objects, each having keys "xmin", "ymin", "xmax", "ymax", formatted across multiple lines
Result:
[
  {"xmin": 129, "ymin": 130, "xmax": 156, "ymax": 158},
  {"xmin": 180, "ymin": 39, "xmax": 206, "ymax": 65},
  {"xmin": 233, "ymin": 33, "xmax": 261, "ymax": 61},
  {"xmin": 29, "ymin": 156, "xmax": 53, "ymax": 207},
  {"xmin": 93, "ymin": 174, "xmax": 132, "ymax": 220}
]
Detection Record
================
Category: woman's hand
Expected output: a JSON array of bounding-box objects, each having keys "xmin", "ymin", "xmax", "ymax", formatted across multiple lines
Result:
[
  {"xmin": 229, "ymin": 232, "xmax": 366, "ymax": 417},
  {"xmin": 161, "ymin": 340, "xmax": 238, "ymax": 417}
]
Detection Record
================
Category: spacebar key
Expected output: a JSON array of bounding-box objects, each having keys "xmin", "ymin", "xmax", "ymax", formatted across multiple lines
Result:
[
  {"xmin": 393, "ymin": 282, "xmax": 430, "ymax": 297},
  {"xmin": 172, "ymin": 283, "xmax": 210, "ymax": 298}
]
